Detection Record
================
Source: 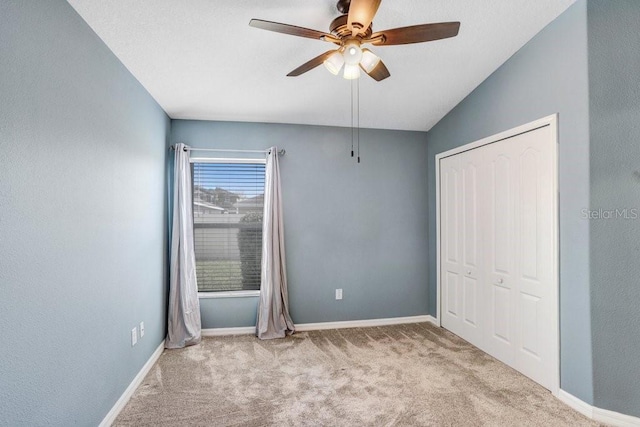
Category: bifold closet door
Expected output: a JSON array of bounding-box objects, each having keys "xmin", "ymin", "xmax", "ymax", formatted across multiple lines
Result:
[{"xmin": 440, "ymin": 125, "xmax": 556, "ymax": 391}]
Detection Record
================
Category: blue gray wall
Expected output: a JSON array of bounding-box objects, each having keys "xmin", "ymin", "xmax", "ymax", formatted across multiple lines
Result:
[
  {"xmin": 588, "ymin": 1, "xmax": 640, "ymax": 418},
  {"xmin": 0, "ymin": 1, "xmax": 169, "ymax": 425},
  {"xmin": 425, "ymin": 1, "xmax": 593, "ymax": 403},
  {"xmin": 171, "ymin": 120, "xmax": 430, "ymax": 328}
]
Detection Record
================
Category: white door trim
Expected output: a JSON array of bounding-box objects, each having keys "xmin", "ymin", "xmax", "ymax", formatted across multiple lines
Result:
[{"xmin": 435, "ymin": 114, "xmax": 559, "ymax": 394}]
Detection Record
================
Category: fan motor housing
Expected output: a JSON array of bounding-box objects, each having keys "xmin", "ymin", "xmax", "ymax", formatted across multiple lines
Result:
[{"xmin": 330, "ymin": 15, "xmax": 372, "ymax": 40}]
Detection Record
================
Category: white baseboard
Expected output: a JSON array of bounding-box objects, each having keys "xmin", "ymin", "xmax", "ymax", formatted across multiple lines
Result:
[
  {"xmin": 558, "ymin": 389, "xmax": 640, "ymax": 426},
  {"xmin": 596, "ymin": 406, "xmax": 640, "ymax": 427},
  {"xmin": 295, "ymin": 314, "xmax": 434, "ymax": 332},
  {"xmin": 99, "ymin": 340, "xmax": 165, "ymax": 427},
  {"xmin": 201, "ymin": 315, "xmax": 439, "ymax": 337},
  {"xmin": 424, "ymin": 315, "xmax": 439, "ymax": 326},
  {"xmin": 557, "ymin": 389, "xmax": 594, "ymax": 418},
  {"xmin": 201, "ymin": 326, "xmax": 255, "ymax": 336}
]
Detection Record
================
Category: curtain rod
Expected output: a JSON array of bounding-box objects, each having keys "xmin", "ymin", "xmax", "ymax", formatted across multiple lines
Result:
[{"xmin": 170, "ymin": 145, "xmax": 285, "ymax": 156}]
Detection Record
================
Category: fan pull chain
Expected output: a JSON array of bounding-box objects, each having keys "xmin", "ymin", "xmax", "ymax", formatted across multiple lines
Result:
[
  {"xmin": 350, "ymin": 79, "xmax": 354, "ymax": 158},
  {"xmin": 349, "ymin": 78, "xmax": 361, "ymax": 164},
  {"xmin": 357, "ymin": 77, "xmax": 360, "ymax": 164}
]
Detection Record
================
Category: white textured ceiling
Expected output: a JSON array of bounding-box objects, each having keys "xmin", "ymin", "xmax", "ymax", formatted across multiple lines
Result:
[{"xmin": 67, "ymin": 0, "xmax": 574, "ymax": 131}]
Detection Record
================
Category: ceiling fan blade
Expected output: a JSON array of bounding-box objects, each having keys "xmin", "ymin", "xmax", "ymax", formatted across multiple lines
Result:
[
  {"xmin": 347, "ymin": 0, "xmax": 382, "ymax": 35},
  {"xmin": 249, "ymin": 19, "xmax": 334, "ymax": 42},
  {"xmin": 287, "ymin": 50, "xmax": 337, "ymax": 77},
  {"xmin": 369, "ymin": 22, "xmax": 460, "ymax": 46},
  {"xmin": 361, "ymin": 60, "xmax": 390, "ymax": 82}
]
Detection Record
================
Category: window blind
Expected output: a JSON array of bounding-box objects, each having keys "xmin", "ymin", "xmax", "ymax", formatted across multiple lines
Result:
[{"xmin": 192, "ymin": 162, "xmax": 265, "ymax": 292}]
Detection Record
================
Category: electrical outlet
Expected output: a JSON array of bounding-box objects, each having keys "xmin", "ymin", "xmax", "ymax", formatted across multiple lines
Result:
[
  {"xmin": 336, "ymin": 289, "xmax": 343, "ymax": 300},
  {"xmin": 139, "ymin": 321, "xmax": 145, "ymax": 338},
  {"xmin": 131, "ymin": 327, "xmax": 137, "ymax": 346}
]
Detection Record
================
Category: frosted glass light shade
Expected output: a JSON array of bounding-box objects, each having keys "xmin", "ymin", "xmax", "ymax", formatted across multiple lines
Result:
[
  {"xmin": 343, "ymin": 63, "xmax": 361, "ymax": 80},
  {"xmin": 360, "ymin": 49, "xmax": 381, "ymax": 73},
  {"xmin": 323, "ymin": 51, "xmax": 344, "ymax": 75},
  {"xmin": 343, "ymin": 41, "xmax": 363, "ymax": 65}
]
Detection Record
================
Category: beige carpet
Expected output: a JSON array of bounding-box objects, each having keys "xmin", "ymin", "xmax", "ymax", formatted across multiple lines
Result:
[{"xmin": 115, "ymin": 323, "xmax": 598, "ymax": 426}]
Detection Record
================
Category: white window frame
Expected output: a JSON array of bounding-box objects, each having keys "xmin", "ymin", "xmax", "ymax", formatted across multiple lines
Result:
[{"xmin": 190, "ymin": 156, "xmax": 266, "ymax": 299}]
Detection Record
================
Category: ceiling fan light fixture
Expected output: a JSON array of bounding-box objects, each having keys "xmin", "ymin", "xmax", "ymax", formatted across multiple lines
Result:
[
  {"xmin": 323, "ymin": 51, "xmax": 344, "ymax": 75},
  {"xmin": 250, "ymin": 2, "xmax": 461, "ymax": 83},
  {"xmin": 343, "ymin": 63, "xmax": 361, "ymax": 80},
  {"xmin": 360, "ymin": 49, "xmax": 381, "ymax": 73}
]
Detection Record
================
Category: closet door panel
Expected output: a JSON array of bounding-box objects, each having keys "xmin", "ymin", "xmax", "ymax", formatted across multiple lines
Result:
[
  {"xmin": 460, "ymin": 153, "xmax": 482, "ymax": 336},
  {"xmin": 440, "ymin": 155, "xmax": 462, "ymax": 331},
  {"xmin": 484, "ymin": 145, "xmax": 517, "ymax": 365},
  {"xmin": 511, "ymin": 126, "xmax": 556, "ymax": 390},
  {"xmin": 441, "ymin": 150, "xmax": 484, "ymax": 349}
]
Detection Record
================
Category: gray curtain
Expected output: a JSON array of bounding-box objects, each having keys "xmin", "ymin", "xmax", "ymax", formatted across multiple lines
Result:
[
  {"xmin": 256, "ymin": 147, "xmax": 295, "ymax": 339},
  {"xmin": 166, "ymin": 143, "xmax": 201, "ymax": 349}
]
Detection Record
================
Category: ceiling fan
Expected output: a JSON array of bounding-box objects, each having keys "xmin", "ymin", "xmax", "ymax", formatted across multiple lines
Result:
[{"xmin": 249, "ymin": 0, "xmax": 460, "ymax": 82}]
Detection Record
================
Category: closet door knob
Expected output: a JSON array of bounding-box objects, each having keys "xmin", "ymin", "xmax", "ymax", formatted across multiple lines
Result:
[{"xmin": 497, "ymin": 278, "xmax": 503, "ymax": 284}]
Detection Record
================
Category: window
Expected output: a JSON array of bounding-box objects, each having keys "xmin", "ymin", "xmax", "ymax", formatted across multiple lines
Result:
[{"xmin": 191, "ymin": 160, "xmax": 265, "ymax": 293}]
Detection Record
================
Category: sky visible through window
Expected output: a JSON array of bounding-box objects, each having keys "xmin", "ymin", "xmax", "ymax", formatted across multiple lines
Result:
[{"xmin": 193, "ymin": 163, "xmax": 265, "ymax": 197}]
